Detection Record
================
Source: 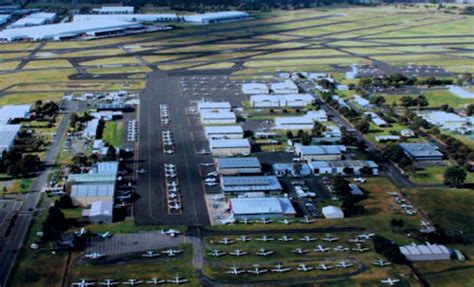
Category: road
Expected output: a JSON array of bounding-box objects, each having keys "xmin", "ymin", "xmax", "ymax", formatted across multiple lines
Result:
[{"xmin": 0, "ymin": 101, "xmax": 77, "ymax": 286}]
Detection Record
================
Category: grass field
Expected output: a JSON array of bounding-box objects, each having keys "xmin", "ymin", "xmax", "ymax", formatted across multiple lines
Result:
[
  {"xmin": 409, "ymin": 166, "xmax": 474, "ymax": 184},
  {"xmin": 103, "ymin": 121, "xmax": 124, "ymax": 148},
  {"xmin": 381, "ymin": 89, "xmax": 474, "ymax": 109},
  {"xmin": 8, "ymin": 179, "xmax": 33, "ymax": 194}
]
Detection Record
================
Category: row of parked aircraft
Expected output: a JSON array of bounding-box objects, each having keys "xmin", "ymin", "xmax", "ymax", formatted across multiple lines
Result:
[
  {"xmin": 225, "ymin": 261, "xmax": 354, "ymax": 275},
  {"xmin": 237, "ymin": 216, "xmax": 315, "ymax": 225},
  {"xmin": 85, "ymin": 248, "xmax": 183, "ymax": 260},
  {"xmin": 72, "ymin": 275, "xmax": 187, "ymax": 286},
  {"xmin": 214, "ymin": 233, "xmax": 374, "ymax": 245}
]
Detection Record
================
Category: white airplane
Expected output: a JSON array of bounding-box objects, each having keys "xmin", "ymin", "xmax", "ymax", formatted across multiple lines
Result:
[
  {"xmin": 200, "ymin": 163, "xmax": 213, "ymax": 167},
  {"xmin": 352, "ymin": 244, "xmax": 370, "ymax": 253},
  {"xmin": 357, "ymin": 233, "xmax": 375, "ymax": 240},
  {"xmin": 169, "ymin": 203, "xmax": 181, "ymax": 210},
  {"xmin": 300, "ymin": 216, "xmax": 315, "ymax": 224},
  {"xmin": 256, "ymin": 235, "xmax": 274, "ymax": 242},
  {"xmin": 229, "ymin": 249, "xmax": 247, "ymax": 256},
  {"xmin": 75, "ymin": 228, "xmax": 88, "ymax": 236},
  {"xmin": 115, "ymin": 202, "xmax": 131, "ymax": 208},
  {"xmin": 205, "ymin": 182, "xmax": 217, "ymax": 186},
  {"xmin": 165, "ymin": 172, "xmax": 176, "ymax": 178},
  {"xmin": 168, "ymin": 193, "xmax": 178, "ymax": 200},
  {"xmin": 207, "ymin": 171, "xmax": 218, "ymax": 177},
  {"xmin": 72, "ymin": 279, "xmax": 95, "ymax": 287},
  {"xmin": 381, "ymin": 278, "xmax": 400, "ymax": 286},
  {"xmin": 166, "ymin": 275, "xmax": 188, "ymax": 285},
  {"xmin": 98, "ymin": 231, "xmax": 112, "ymax": 239},
  {"xmin": 292, "ymin": 248, "xmax": 310, "ymax": 254},
  {"xmin": 164, "ymin": 163, "xmax": 175, "ymax": 168},
  {"xmin": 278, "ymin": 235, "xmax": 293, "ymax": 242},
  {"xmin": 204, "ymin": 178, "xmax": 217, "ymax": 183},
  {"xmin": 348, "ymin": 237, "xmax": 366, "ymax": 243},
  {"xmin": 146, "ymin": 278, "xmax": 165, "ymax": 285},
  {"xmin": 122, "ymin": 279, "xmax": 143, "ymax": 286},
  {"xmin": 271, "ymin": 264, "xmax": 291, "ymax": 273},
  {"xmin": 373, "ymin": 258, "xmax": 392, "ymax": 267},
  {"xmin": 142, "ymin": 250, "xmax": 160, "ymax": 258},
  {"xmin": 299, "ymin": 235, "xmax": 316, "ymax": 242},
  {"xmin": 161, "ymin": 229, "xmax": 181, "ymax": 237},
  {"xmin": 321, "ymin": 234, "xmax": 339, "ymax": 242},
  {"xmin": 255, "ymin": 248, "xmax": 274, "ymax": 256},
  {"xmin": 314, "ymin": 245, "xmax": 330, "ymax": 253},
  {"xmin": 247, "ymin": 265, "xmax": 268, "ymax": 275},
  {"xmin": 162, "ymin": 249, "xmax": 182, "ymax": 257},
  {"xmin": 197, "ymin": 149, "xmax": 210, "ymax": 155},
  {"xmin": 237, "ymin": 235, "xmax": 251, "ymax": 242},
  {"xmin": 297, "ymin": 264, "xmax": 314, "ymax": 272},
  {"xmin": 208, "ymin": 249, "xmax": 226, "ymax": 257},
  {"xmin": 336, "ymin": 261, "xmax": 353, "ymax": 269},
  {"xmin": 226, "ymin": 266, "xmax": 245, "ymax": 275},
  {"xmin": 167, "ymin": 181, "xmax": 178, "ymax": 187},
  {"xmin": 218, "ymin": 237, "xmax": 235, "ymax": 245},
  {"xmin": 98, "ymin": 279, "xmax": 118, "ymax": 286},
  {"xmin": 316, "ymin": 264, "xmax": 334, "ymax": 270},
  {"xmin": 238, "ymin": 218, "xmax": 252, "ymax": 224},
  {"xmin": 279, "ymin": 219, "xmax": 294, "ymax": 225},
  {"xmin": 333, "ymin": 245, "xmax": 349, "ymax": 252},
  {"xmin": 84, "ymin": 252, "xmax": 106, "ymax": 259},
  {"xmin": 117, "ymin": 194, "xmax": 131, "ymax": 201},
  {"xmin": 258, "ymin": 217, "xmax": 272, "ymax": 224}
]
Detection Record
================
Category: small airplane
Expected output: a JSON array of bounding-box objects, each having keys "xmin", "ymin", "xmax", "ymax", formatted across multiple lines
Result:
[
  {"xmin": 137, "ymin": 168, "xmax": 148, "ymax": 174},
  {"xmin": 321, "ymin": 234, "xmax": 339, "ymax": 242},
  {"xmin": 380, "ymin": 278, "xmax": 400, "ymax": 286},
  {"xmin": 352, "ymin": 243, "xmax": 370, "ymax": 253},
  {"xmin": 142, "ymin": 250, "xmax": 160, "ymax": 258},
  {"xmin": 237, "ymin": 235, "xmax": 251, "ymax": 242},
  {"xmin": 207, "ymin": 171, "xmax": 218, "ymax": 177},
  {"xmin": 279, "ymin": 219, "xmax": 294, "ymax": 225},
  {"xmin": 169, "ymin": 203, "xmax": 181, "ymax": 210},
  {"xmin": 218, "ymin": 237, "xmax": 235, "ymax": 245},
  {"xmin": 162, "ymin": 249, "xmax": 182, "ymax": 257},
  {"xmin": 373, "ymin": 258, "xmax": 392, "ymax": 267},
  {"xmin": 122, "ymin": 279, "xmax": 143, "ymax": 286},
  {"xmin": 258, "ymin": 217, "xmax": 272, "ymax": 224},
  {"xmin": 316, "ymin": 264, "xmax": 334, "ymax": 270},
  {"xmin": 116, "ymin": 194, "xmax": 131, "ymax": 201},
  {"xmin": 167, "ymin": 181, "xmax": 178, "ymax": 187},
  {"xmin": 357, "ymin": 233, "xmax": 375, "ymax": 240},
  {"xmin": 278, "ymin": 235, "xmax": 293, "ymax": 242},
  {"xmin": 300, "ymin": 215, "xmax": 315, "ymax": 224},
  {"xmin": 297, "ymin": 264, "xmax": 314, "ymax": 272},
  {"xmin": 146, "ymin": 278, "xmax": 165, "ymax": 285},
  {"xmin": 314, "ymin": 245, "xmax": 330, "ymax": 253},
  {"xmin": 271, "ymin": 263, "xmax": 291, "ymax": 273},
  {"xmin": 161, "ymin": 229, "xmax": 181, "ymax": 237},
  {"xmin": 229, "ymin": 249, "xmax": 247, "ymax": 256},
  {"xmin": 208, "ymin": 249, "xmax": 226, "ymax": 257},
  {"xmin": 75, "ymin": 228, "xmax": 88, "ymax": 236},
  {"xmin": 72, "ymin": 279, "xmax": 95, "ymax": 287},
  {"xmin": 292, "ymin": 248, "xmax": 310, "ymax": 254},
  {"xmin": 255, "ymin": 248, "xmax": 274, "ymax": 257},
  {"xmin": 348, "ymin": 237, "xmax": 366, "ymax": 243},
  {"xmin": 115, "ymin": 202, "xmax": 131, "ymax": 208},
  {"xmin": 256, "ymin": 235, "xmax": 274, "ymax": 242},
  {"xmin": 226, "ymin": 266, "xmax": 245, "ymax": 275},
  {"xmin": 200, "ymin": 163, "xmax": 214, "ymax": 167},
  {"xmin": 98, "ymin": 231, "xmax": 112, "ymax": 239},
  {"xmin": 84, "ymin": 252, "xmax": 106, "ymax": 259},
  {"xmin": 333, "ymin": 245, "xmax": 349, "ymax": 252},
  {"xmin": 205, "ymin": 182, "xmax": 217, "ymax": 186},
  {"xmin": 98, "ymin": 279, "xmax": 118, "ymax": 286},
  {"xmin": 247, "ymin": 264, "xmax": 268, "ymax": 275},
  {"xmin": 197, "ymin": 149, "xmax": 210, "ymax": 155},
  {"xmin": 166, "ymin": 275, "xmax": 188, "ymax": 285},
  {"xmin": 336, "ymin": 260, "xmax": 353, "ymax": 269},
  {"xmin": 299, "ymin": 235, "xmax": 316, "ymax": 242},
  {"xmin": 238, "ymin": 218, "xmax": 252, "ymax": 224}
]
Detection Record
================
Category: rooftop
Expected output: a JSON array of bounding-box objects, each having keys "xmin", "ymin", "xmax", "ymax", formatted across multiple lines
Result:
[
  {"xmin": 217, "ymin": 157, "xmax": 261, "ymax": 169},
  {"xmin": 400, "ymin": 243, "xmax": 450, "ymax": 256},
  {"xmin": 71, "ymin": 184, "xmax": 115, "ymax": 198},
  {"xmin": 221, "ymin": 175, "xmax": 282, "ymax": 192},
  {"xmin": 205, "ymin": 125, "xmax": 243, "ymax": 134},
  {"xmin": 399, "ymin": 142, "xmax": 444, "ymax": 158},
  {"xmin": 89, "ymin": 201, "xmax": 114, "ymax": 217},
  {"xmin": 209, "ymin": 138, "xmax": 250, "ymax": 149},
  {"xmin": 295, "ymin": 144, "xmax": 345, "ymax": 155},
  {"xmin": 230, "ymin": 197, "xmax": 295, "ymax": 215}
]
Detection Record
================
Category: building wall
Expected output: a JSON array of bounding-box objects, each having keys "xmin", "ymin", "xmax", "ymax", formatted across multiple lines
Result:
[
  {"xmin": 211, "ymin": 147, "xmax": 250, "ymax": 156},
  {"xmin": 201, "ymin": 118, "xmax": 236, "ymax": 124},
  {"xmin": 205, "ymin": 132, "xmax": 243, "ymax": 140},
  {"xmin": 300, "ymin": 154, "xmax": 342, "ymax": 161},
  {"xmin": 217, "ymin": 167, "xmax": 261, "ymax": 175}
]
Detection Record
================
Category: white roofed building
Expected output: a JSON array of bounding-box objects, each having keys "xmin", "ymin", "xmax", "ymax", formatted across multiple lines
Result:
[
  {"xmin": 400, "ymin": 243, "xmax": 451, "ymax": 261},
  {"xmin": 73, "ymin": 14, "xmax": 178, "ymax": 22},
  {"xmin": 0, "ymin": 104, "xmax": 31, "ymax": 124},
  {"xmin": 0, "ymin": 124, "xmax": 21, "ymax": 156},
  {"xmin": 200, "ymin": 111, "xmax": 236, "ymax": 125},
  {"xmin": 294, "ymin": 144, "xmax": 346, "ymax": 160},
  {"xmin": 221, "ymin": 175, "xmax": 282, "ymax": 194},
  {"xmin": 0, "ymin": 14, "xmax": 11, "ymax": 25},
  {"xmin": 322, "ymin": 206, "xmax": 344, "ymax": 219},
  {"xmin": 92, "ymin": 6, "xmax": 135, "ymax": 14},
  {"xmin": 249, "ymin": 94, "xmax": 314, "ymax": 108},
  {"xmin": 184, "ymin": 11, "xmax": 249, "ymax": 24},
  {"xmin": 364, "ymin": 112, "xmax": 388, "ymax": 127},
  {"xmin": 274, "ymin": 110, "xmax": 327, "ymax": 130},
  {"xmin": 209, "ymin": 138, "xmax": 251, "ymax": 156},
  {"xmin": 71, "ymin": 184, "xmax": 115, "ymax": 207},
  {"xmin": 230, "ymin": 197, "xmax": 296, "ymax": 220},
  {"xmin": 271, "ymin": 80, "xmax": 299, "ymax": 94},
  {"xmin": 197, "ymin": 101, "xmax": 231, "ymax": 113},
  {"xmin": 216, "ymin": 157, "xmax": 262, "ymax": 175},
  {"xmin": 308, "ymin": 160, "xmax": 379, "ymax": 175},
  {"xmin": 242, "ymin": 83, "xmax": 269, "ymax": 95},
  {"xmin": 204, "ymin": 125, "xmax": 243, "ymax": 139},
  {"xmin": 9, "ymin": 12, "xmax": 56, "ymax": 28},
  {"xmin": 86, "ymin": 201, "xmax": 114, "ymax": 224}
]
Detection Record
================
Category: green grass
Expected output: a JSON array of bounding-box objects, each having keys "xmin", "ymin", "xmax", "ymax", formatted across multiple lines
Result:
[
  {"xmin": 410, "ymin": 166, "xmax": 474, "ymax": 184},
  {"xmin": 103, "ymin": 121, "xmax": 124, "ymax": 148},
  {"xmin": 8, "ymin": 179, "xmax": 33, "ymax": 194}
]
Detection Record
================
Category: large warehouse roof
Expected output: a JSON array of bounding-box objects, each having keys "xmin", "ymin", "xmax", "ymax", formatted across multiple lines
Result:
[
  {"xmin": 73, "ymin": 14, "xmax": 177, "ymax": 23},
  {"xmin": 209, "ymin": 138, "xmax": 250, "ymax": 149},
  {"xmin": 217, "ymin": 157, "xmax": 261, "ymax": 169},
  {"xmin": 0, "ymin": 104, "xmax": 31, "ymax": 124},
  {"xmin": 205, "ymin": 125, "xmax": 243, "ymax": 134},
  {"xmin": 10, "ymin": 12, "xmax": 56, "ymax": 28},
  {"xmin": 221, "ymin": 175, "xmax": 282, "ymax": 192},
  {"xmin": 230, "ymin": 197, "xmax": 295, "ymax": 215},
  {"xmin": 71, "ymin": 184, "xmax": 115, "ymax": 198},
  {"xmin": 184, "ymin": 11, "xmax": 249, "ymax": 23},
  {"xmin": 0, "ymin": 124, "xmax": 21, "ymax": 152}
]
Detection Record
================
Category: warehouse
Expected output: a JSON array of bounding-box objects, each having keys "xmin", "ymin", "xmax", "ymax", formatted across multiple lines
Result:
[
  {"xmin": 68, "ymin": 161, "xmax": 118, "ymax": 184},
  {"xmin": 92, "ymin": 6, "xmax": 134, "ymax": 14},
  {"xmin": 399, "ymin": 142, "xmax": 444, "ymax": 161},
  {"xmin": 200, "ymin": 111, "xmax": 236, "ymax": 125},
  {"xmin": 83, "ymin": 119, "xmax": 100, "ymax": 139},
  {"xmin": 220, "ymin": 175, "xmax": 282, "ymax": 194},
  {"xmin": 0, "ymin": 104, "xmax": 31, "ymax": 124},
  {"xmin": 274, "ymin": 110, "xmax": 328, "ymax": 130},
  {"xmin": 322, "ymin": 206, "xmax": 344, "ymax": 219},
  {"xmin": 242, "ymin": 83, "xmax": 269, "ymax": 94},
  {"xmin": 209, "ymin": 138, "xmax": 251, "ymax": 156},
  {"xmin": 249, "ymin": 94, "xmax": 314, "ymax": 108},
  {"xmin": 400, "ymin": 243, "xmax": 451, "ymax": 261},
  {"xmin": 184, "ymin": 11, "xmax": 249, "ymax": 24},
  {"xmin": 272, "ymin": 163, "xmax": 312, "ymax": 177},
  {"xmin": 353, "ymin": 95, "xmax": 370, "ymax": 108},
  {"xmin": 271, "ymin": 80, "xmax": 299, "ymax": 94},
  {"xmin": 197, "ymin": 101, "xmax": 232, "ymax": 113},
  {"xmin": 308, "ymin": 160, "xmax": 379, "ymax": 175},
  {"xmin": 294, "ymin": 144, "xmax": 346, "ymax": 160},
  {"xmin": 216, "ymin": 157, "xmax": 262, "ymax": 175},
  {"xmin": 230, "ymin": 197, "xmax": 296, "ymax": 220},
  {"xmin": 0, "ymin": 124, "xmax": 21, "ymax": 155},
  {"xmin": 364, "ymin": 112, "xmax": 388, "ymax": 127},
  {"xmin": 71, "ymin": 184, "xmax": 115, "ymax": 207},
  {"xmin": 204, "ymin": 125, "xmax": 244, "ymax": 140},
  {"xmin": 83, "ymin": 201, "xmax": 114, "ymax": 224},
  {"xmin": 9, "ymin": 12, "xmax": 56, "ymax": 28},
  {"xmin": 0, "ymin": 14, "xmax": 11, "ymax": 25},
  {"xmin": 375, "ymin": 135, "xmax": 400, "ymax": 143},
  {"xmin": 73, "ymin": 14, "xmax": 178, "ymax": 23}
]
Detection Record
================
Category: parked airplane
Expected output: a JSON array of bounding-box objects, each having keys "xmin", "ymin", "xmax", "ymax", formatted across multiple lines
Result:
[
  {"xmin": 122, "ymin": 279, "xmax": 143, "ymax": 286},
  {"xmin": 297, "ymin": 264, "xmax": 314, "ymax": 272},
  {"xmin": 357, "ymin": 233, "xmax": 375, "ymax": 240},
  {"xmin": 218, "ymin": 237, "xmax": 235, "ymax": 245},
  {"xmin": 316, "ymin": 264, "xmax": 334, "ymax": 270},
  {"xmin": 348, "ymin": 237, "xmax": 366, "ymax": 243},
  {"xmin": 373, "ymin": 258, "xmax": 392, "ymax": 267},
  {"xmin": 333, "ymin": 245, "xmax": 349, "ymax": 252},
  {"xmin": 271, "ymin": 264, "xmax": 291, "ymax": 273},
  {"xmin": 229, "ymin": 249, "xmax": 247, "ymax": 256},
  {"xmin": 247, "ymin": 265, "xmax": 268, "ymax": 275},
  {"xmin": 208, "ymin": 249, "xmax": 226, "ymax": 257},
  {"xmin": 336, "ymin": 261, "xmax": 353, "ymax": 268},
  {"xmin": 292, "ymin": 248, "xmax": 310, "ymax": 255},
  {"xmin": 256, "ymin": 235, "xmax": 274, "ymax": 242},
  {"xmin": 75, "ymin": 228, "xmax": 88, "ymax": 236},
  {"xmin": 238, "ymin": 218, "xmax": 252, "ymax": 224},
  {"xmin": 381, "ymin": 278, "xmax": 400, "ymax": 286},
  {"xmin": 84, "ymin": 252, "xmax": 105, "ymax": 259},
  {"xmin": 258, "ymin": 217, "xmax": 272, "ymax": 224},
  {"xmin": 255, "ymin": 248, "xmax": 274, "ymax": 256},
  {"xmin": 161, "ymin": 229, "xmax": 181, "ymax": 237},
  {"xmin": 300, "ymin": 215, "xmax": 315, "ymax": 224},
  {"xmin": 352, "ymin": 243, "xmax": 370, "ymax": 253},
  {"xmin": 278, "ymin": 235, "xmax": 293, "ymax": 242},
  {"xmin": 72, "ymin": 279, "xmax": 95, "ymax": 287},
  {"xmin": 169, "ymin": 203, "xmax": 181, "ymax": 210},
  {"xmin": 142, "ymin": 250, "xmax": 160, "ymax": 258},
  {"xmin": 321, "ymin": 234, "xmax": 339, "ymax": 242},
  {"xmin": 98, "ymin": 279, "xmax": 118, "ymax": 286},
  {"xmin": 166, "ymin": 275, "xmax": 188, "ymax": 285},
  {"xmin": 162, "ymin": 249, "xmax": 182, "ymax": 257},
  {"xmin": 226, "ymin": 266, "xmax": 245, "ymax": 275},
  {"xmin": 299, "ymin": 235, "xmax": 316, "ymax": 242},
  {"xmin": 314, "ymin": 245, "xmax": 330, "ymax": 253},
  {"xmin": 98, "ymin": 231, "xmax": 112, "ymax": 239},
  {"xmin": 146, "ymin": 278, "xmax": 165, "ymax": 285},
  {"xmin": 237, "ymin": 235, "xmax": 251, "ymax": 242},
  {"xmin": 279, "ymin": 219, "xmax": 294, "ymax": 225}
]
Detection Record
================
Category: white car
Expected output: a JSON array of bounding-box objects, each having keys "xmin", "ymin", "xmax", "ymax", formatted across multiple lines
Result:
[{"xmin": 354, "ymin": 177, "xmax": 366, "ymax": 183}]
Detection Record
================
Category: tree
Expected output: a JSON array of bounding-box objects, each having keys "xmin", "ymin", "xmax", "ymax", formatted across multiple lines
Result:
[
  {"xmin": 399, "ymin": 96, "xmax": 414, "ymax": 108},
  {"xmin": 369, "ymin": 96, "xmax": 385, "ymax": 107},
  {"xmin": 466, "ymin": 104, "xmax": 474, "ymax": 116},
  {"xmin": 373, "ymin": 235, "xmax": 407, "ymax": 264},
  {"xmin": 106, "ymin": 146, "xmax": 117, "ymax": 161},
  {"xmin": 42, "ymin": 206, "xmax": 69, "ymax": 242},
  {"xmin": 286, "ymin": 130, "xmax": 293, "ymax": 139},
  {"xmin": 443, "ymin": 165, "xmax": 467, "ymax": 187},
  {"xmin": 311, "ymin": 121, "xmax": 325, "ymax": 137},
  {"xmin": 415, "ymin": 94, "xmax": 429, "ymax": 109},
  {"xmin": 333, "ymin": 176, "xmax": 350, "ymax": 196},
  {"xmin": 355, "ymin": 119, "xmax": 370, "ymax": 134},
  {"xmin": 69, "ymin": 112, "xmax": 79, "ymax": 129},
  {"xmin": 55, "ymin": 195, "xmax": 73, "ymax": 209}
]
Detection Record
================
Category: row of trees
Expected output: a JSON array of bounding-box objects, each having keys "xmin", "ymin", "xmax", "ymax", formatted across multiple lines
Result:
[
  {"xmin": 382, "ymin": 144, "xmax": 413, "ymax": 171},
  {"xmin": 332, "ymin": 176, "xmax": 365, "ymax": 216},
  {"xmin": 0, "ymin": 149, "xmax": 41, "ymax": 178},
  {"xmin": 359, "ymin": 74, "xmax": 454, "ymax": 89}
]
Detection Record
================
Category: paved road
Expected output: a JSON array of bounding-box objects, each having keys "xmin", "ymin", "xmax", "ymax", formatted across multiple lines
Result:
[{"xmin": 0, "ymin": 101, "xmax": 77, "ymax": 286}]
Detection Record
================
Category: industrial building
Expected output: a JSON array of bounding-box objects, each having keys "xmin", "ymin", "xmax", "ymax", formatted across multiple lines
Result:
[
  {"xmin": 399, "ymin": 142, "xmax": 444, "ymax": 161},
  {"xmin": 274, "ymin": 110, "xmax": 328, "ymax": 130},
  {"xmin": 294, "ymin": 144, "xmax": 346, "ymax": 161},
  {"xmin": 74, "ymin": 14, "xmax": 178, "ymax": 23},
  {"xmin": 375, "ymin": 135, "xmax": 400, "ymax": 143},
  {"xmin": 364, "ymin": 112, "xmax": 388, "ymax": 127},
  {"xmin": 322, "ymin": 206, "xmax": 344, "ymax": 219},
  {"xmin": 83, "ymin": 119, "xmax": 100, "ymax": 139},
  {"xmin": 308, "ymin": 160, "xmax": 379, "ymax": 175},
  {"xmin": 216, "ymin": 157, "xmax": 262, "ymax": 175},
  {"xmin": 448, "ymin": 85, "xmax": 474, "ymax": 99},
  {"xmin": 83, "ymin": 201, "xmax": 114, "ymax": 224},
  {"xmin": 0, "ymin": 14, "xmax": 11, "ymax": 25},
  {"xmin": 92, "ymin": 6, "xmax": 135, "ymax": 14},
  {"xmin": 204, "ymin": 125, "xmax": 244, "ymax": 140},
  {"xmin": 184, "ymin": 11, "xmax": 249, "ymax": 24},
  {"xmin": 71, "ymin": 184, "xmax": 115, "ymax": 207},
  {"xmin": 272, "ymin": 163, "xmax": 312, "ymax": 177},
  {"xmin": 200, "ymin": 111, "xmax": 236, "ymax": 125},
  {"xmin": 229, "ymin": 197, "xmax": 296, "ymax": 220},
  {"xmin": 197, "ymin": 101, "xmax": 232, "ymax": 113},
  {"xmin": 249, "ymin": 94, "xmax": 314, "ymax": 108},
  {"xmin": 241, "ymin": 83, "xmax": 269, "ymax": 94},
  {"xmin": 353, "ymin": 94, "xmax": 370, "ymax": 108},
  {"xmin": 400, "ymin": 243, "xmax": 451, "ymax": 261},
  {"xmin": 220, "ymin": 175, "xmax": 282, "ymax": 194},
  {"xmin": 0, "ymin": 104, "xmax": 31, "ymax": 124},
  {"xmin": 0, "ymin": 124, "xmax": 21, "ymax": 155},
  {"xmin": 418, "ymin": 111, "xmax": 471, "ymax": 134},
  {"xmin": 9, "ymin": 12, "xmax": 56, "ymax": 28},
  {"xmin": 271, "ymin": 80, "xmax": 299, "ymax": 94},
  {"xmin": 209, "ymin": 138, "xmax": 251, "ymax": 156}
]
